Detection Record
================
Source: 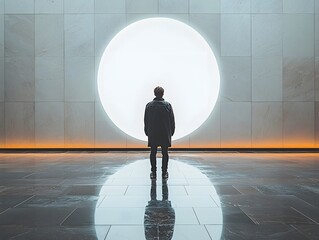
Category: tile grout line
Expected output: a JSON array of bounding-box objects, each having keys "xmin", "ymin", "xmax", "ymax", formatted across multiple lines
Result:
[
  {"xmin": 291, "ymin": 206, "xmax": 319, "ymax": 224},
  {"xmin": 203, "ymin": 224, "xmax": 213, "ymax": 240},
  {"xmin": 13, "ymin": 195, "xmax": 35, "ymax": 208},
  {"xmin": 250, "ymin": 1, "xmax": 253, "ymax": 148},
  {"xmin": 3, "ymin": 12, "xmax": 6, "ymax": 147},
  {"xmin": 281, "ymin": 3, "xmax": 284, "ymax": 148},
  {"xmin": 93, "ymin": 1, "xmax": 96, "ymax": 149},
  {"xmin": 103, "ymin": 225, "xmax": 112, "ymax": 240},
  {"xmin": 59, "ymin": 207, "xmax": 77, "ymax": 226},
  {"xmin": 22, "ymin": 172, "xmax": 35, "ymax": 179},
  {"xmin": 33, "ymin": 0, "xmax": 35, "ymax": 147},
  {"xmin": 238, "ymin": 206, "xmax": 260, "ymax": 225},
  {"xmin": 123, "ymin": 185, "xmax": 129, "ymax": 195},
  {"xmin": 63, "ymin": 1, "xmax": 66, "ymax": 148},
  {"xmin": 191, "ymin": 207, "xmax": 201, "ymax": 225},
  {"xmin": 290, "ymin": 224, "xmax": 314, "ymax": 239}
]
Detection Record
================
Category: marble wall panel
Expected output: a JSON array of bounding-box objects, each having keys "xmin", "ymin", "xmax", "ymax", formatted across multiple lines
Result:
[
  {"xmin": 251, "ymin": 0, "xmax": 282, "ymax": 13},
  {"xmin": 94, "ymin": 56, "xmax": 101, "ymax": 102},
  {"xmin": 0, "ymin": 58, "xmax": 3, "ymax": 101},
  {"xmin": 35, "ymin": 57, "xmax": 64, "ymax": 102},
  {"xmin": 5, "ymin": 102, "xmax": 35, "ymax": 147},
  {"xmin": 35, "ymin": 102, "xmax": 64, "ymax": 147},
  {"xmin": 221, "ymin": 14, "xmax": 251, "ymax": 56},
  {"xmin": 35, "ymin": 15, "xmax": 63, "ymax": 57},
  {"xmin": 189, "ymin": 0, "xmax": 220, "ymax": 13},
  {"xmin": 64, "ymin": 14, "xmax": 94, "ymax": 57},
  {"xmin": 5, "ymin": 57, "xmax": 35, "ymax": 101},
  {"xmin": 316, "ymin": 102, "xmax": 319, "ymax": 146},
  {"xmin": 95, "ymin": 14, "xmax": 126, "ymax": 57},
  {"xmin": 316, "ymin": 15, "xmax": 319, "ymax": 56},
  {"xmin": 283, "ymin": 102, "xmax": 315, "ymax": 147},
  {"xmin": 159, "ymin": 0, "xmax": 188, "ymax": 13},
  {"xmin": 64, "ymin": 0, "xmax": 94, "ymax": 14},
  {"xmin": 252, "ymin": 102, "xmax": 283, "ymax": 147},
  {"xmin": 189, "ymin": 14, "xmax": 220, "ymax": 56},
  {"xmin": 0, "ymin": 0, "xmax": 3, "ymax": 13},
  {"xmin": 158, "ymin": 13, "xmax": 189, "ymax": 23},
  {"xmin": 316, "ymin": 58, "xmax": 319, "ymax": 101},
  {"xmin": 65, "ymin": 102, "xmax": 94, "ymax": 147},
  {"xmin": 221, "ymin": 102, "xmax": 252, "ymax": 147},
  {"xmin": 283, "ymin": 57, "xmax": 315, "ymax": 101},
  {"xmin": 126, "ymin": 135, "xmax": 149, "ymax": 148},
  {"xmin": 252, "ymin": 57, "xmax": 282, "ymax": 101},
  {"xmin": 283, "ymin": 14, "xmax": 314, "ymax": 57},
  {"xmin": 219, "ymin": 57, "xmax": 251, "ymax": 102},
  {"xmin": 126, "ymin": 0, "xmax": 158, "ymax": 13},
  {"xmin": 221, "ymin": 0, "xmax": 251, "ymax": 13},
  {"xmin": 170, "ymin": 136, "xmax": 190, "ymax": 148},
  {"xmin": 283, "ymin": 0, "xmax": 314, "ymax": 13},
  {"xmin": 95, "ymin": 101, "xmax": 126, "ymax": 148},
  {"xmin": 5, "ymin": 15, "xmax": 34, "ymax": 57},
  {"xmin": 0, "ymin": 102, "xmax": 4, "ymax": 147},
  {"xmin": 95, "ymin": 0, "xmax": 125, "ymax": 13},
  {"xmin": 126, "ymin": 13, "xmax": 158, "ymax": 24},
  {"xmin": 190, "ymin": 102, "xmax": 220, "ymax": 148},
  {"xmin": 35, "ymin": 0, "xmax": 63, "ymax": 14},
  {"xmin": 252, "ymin": 14, "xmax": 282, "ymax": 57},
  {"xmin": 65, "ymin": 57, "xmax": 95, "ymax": 102},
  {"xmin": 0, "ymin": 14, "xmax": 3, "ymax": 57},
  {"xmin": 5, "ymin": 0, "xmax": 34, "ymax": 14}
]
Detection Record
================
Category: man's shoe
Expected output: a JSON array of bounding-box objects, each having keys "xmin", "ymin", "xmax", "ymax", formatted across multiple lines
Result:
[
  {"xmin": 162, "ymin": 172, "xmax": 168, "ymax": 179},
  {"xmin": 150, "ymin": 172, "xmax": 157, "ymax": 180}
]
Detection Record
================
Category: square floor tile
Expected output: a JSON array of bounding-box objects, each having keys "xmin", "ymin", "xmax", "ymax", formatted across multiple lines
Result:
[
  {"xmin": 0, "ymin": 226, "xmax": 110, "ymax": 240},
  {"xmin": 172, "ymin": 225, "xmax": 212, "ymax": 240},
  {"xmin": 207, "ymin": 224, "xmax": 309, "ymax": 240},
  {"xmin": 195, "ymin": 207, "xmax": 254, "ymax": 225},
  {"xmin": 240, "ymin": 207, "xmax": 316, "ymax": 224},
  {"xmin": 0, "ymin": 195, "xmax": 33, "ymax": 207},
  {"xmin": 0, "ymin": 207, "xmax": 75, "ymax": 226},
  {"xmin": 105, "ymin": 225, "xmax": 145, "ymax": 240},
  {"xmin": 292, "ymin": 224, "xmax": 319, "ymax": 240}
]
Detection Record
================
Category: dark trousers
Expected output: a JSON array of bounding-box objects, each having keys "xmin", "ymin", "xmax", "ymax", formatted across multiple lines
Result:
[{"xmin": 150, "ymin": 146, "xmax": 169, "ymax": 173}]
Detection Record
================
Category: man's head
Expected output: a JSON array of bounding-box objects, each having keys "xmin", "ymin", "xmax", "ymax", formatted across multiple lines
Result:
[{"xmin": 154, "ymin": 86, "xmax": 164, "ymax": 98}]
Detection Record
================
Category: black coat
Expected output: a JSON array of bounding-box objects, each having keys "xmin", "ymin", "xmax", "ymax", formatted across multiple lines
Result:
[{"xmin": 144, "ymin": 98, "xmax": 175, "ymax": 147}]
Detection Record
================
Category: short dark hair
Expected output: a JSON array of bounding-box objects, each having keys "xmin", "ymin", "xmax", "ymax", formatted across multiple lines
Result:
[{"xmin": 154, "ymin": 86, "xmax": 164, "ymax": 98}]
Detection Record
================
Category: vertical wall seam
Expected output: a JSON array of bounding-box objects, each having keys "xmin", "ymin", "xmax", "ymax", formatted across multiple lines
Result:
[
  {"xmin": 3, "ymin": 13, "xmax": 6, "ymax": 147},
  {"xmin": 282, "ymin": 5, "xmax": 284, "ymax": 147},
  {"xmin": 93, "ymin": 0, "xmax": 96, "ymax": 148},
  {"xmin": 63, "ymin": 0, "xmax": 66, "ymax": 148},
  {"xmin": 33, "ymin": 0, "xmax": 35, "ymax": 147},
  {"xmin": 250, "ymin": 0, "xmax": 253, "ymax": 147},
  {"xmin": 125, "ymin": 0, "xmax": 127, "ymax": 148},
  {"xmin": 219, "ymin": 0, "xmax": 222, "ymax": 147},
  {"xmin": 313, "ymin": 9, "xmax": 318, "ymax": 147}
]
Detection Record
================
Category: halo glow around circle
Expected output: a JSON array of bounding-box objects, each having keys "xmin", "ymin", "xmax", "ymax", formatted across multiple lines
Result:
[{"xmin": 97, "ymin": 18, "xmax": 220, "ymax": 142}]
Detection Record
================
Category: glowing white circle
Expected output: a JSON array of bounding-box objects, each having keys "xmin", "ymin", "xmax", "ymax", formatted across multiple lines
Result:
[{"xmin": 97, "ymin": 18, "xmax": 220, "ymax": 142}]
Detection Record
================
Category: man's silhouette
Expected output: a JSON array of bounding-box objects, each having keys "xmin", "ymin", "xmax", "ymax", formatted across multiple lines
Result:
[{"xmin": 144, "ymin": 87, "xmax": 175, "ymax": 179}]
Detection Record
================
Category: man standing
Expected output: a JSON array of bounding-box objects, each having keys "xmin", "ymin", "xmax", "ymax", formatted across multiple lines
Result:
[{"xmin": 144, "ymin": 87, "xmax": 175, "ymax": 180}]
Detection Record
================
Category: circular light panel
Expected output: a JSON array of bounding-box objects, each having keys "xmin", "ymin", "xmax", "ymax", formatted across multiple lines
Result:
[{"xmin": 97, "ymin": 18, "xmax": 220, "ymax": 142}]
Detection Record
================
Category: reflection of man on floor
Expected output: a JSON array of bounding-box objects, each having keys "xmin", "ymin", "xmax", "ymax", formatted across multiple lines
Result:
[
  {"xmin": 144, "ymin": 86, "xmax": 175, "ymax": 180},
  {"xmin": 144, "ymin": 180, "xmax": 175, "ymax": 240}
]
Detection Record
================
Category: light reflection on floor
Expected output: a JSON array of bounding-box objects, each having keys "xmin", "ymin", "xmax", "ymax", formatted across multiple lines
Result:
[
  {"xmin": 94, "ymin": 159, "xmax": 222, "ymax": 240},
  {"xmin": 0, "ymin": 152, "xmax": 318, "ymax": 239}
]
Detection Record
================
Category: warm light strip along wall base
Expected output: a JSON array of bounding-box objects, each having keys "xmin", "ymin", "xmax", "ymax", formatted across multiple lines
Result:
[{"xmin": 0, "ymin": 148, "xmax": 319, "ymax": 153}]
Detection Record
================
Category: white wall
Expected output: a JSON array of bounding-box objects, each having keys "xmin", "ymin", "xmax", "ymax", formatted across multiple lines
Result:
[{"xmin": 0, "ymin": 0, "xmax": 318, "ymax": 148}]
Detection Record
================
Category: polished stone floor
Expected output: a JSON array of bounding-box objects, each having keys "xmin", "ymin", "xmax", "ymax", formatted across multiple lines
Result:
[{"xmin": 0, "ymin": 152, "xmax": 318, "ymax": 240}]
